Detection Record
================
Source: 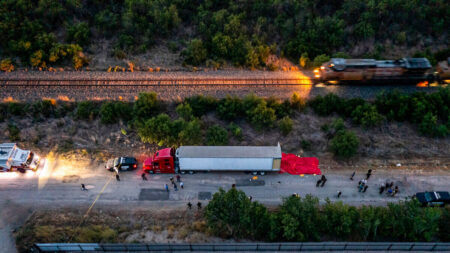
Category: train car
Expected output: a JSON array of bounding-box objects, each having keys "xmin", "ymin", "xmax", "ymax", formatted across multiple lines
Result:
[{"xmin": 314, "ymin": 58, "xmax": 433, "ymax": 84}]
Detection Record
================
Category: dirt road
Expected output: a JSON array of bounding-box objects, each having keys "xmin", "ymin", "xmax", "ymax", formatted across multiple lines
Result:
[{"xmin": 0, "ymin": 159, "xmax": 449, "ymax": 252}]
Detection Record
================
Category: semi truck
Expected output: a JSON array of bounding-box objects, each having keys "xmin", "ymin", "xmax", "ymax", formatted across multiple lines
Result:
[
  {"xmin": 143, "ymin": 144, "xmax": 320, "ymax": 175},
  {"xmin": 314, "ymin": 57, "xmax": 433, "ymax": 84},
  {"xmin": 0, "ymin": 143, "xmax": 40, "ymax": 172}
]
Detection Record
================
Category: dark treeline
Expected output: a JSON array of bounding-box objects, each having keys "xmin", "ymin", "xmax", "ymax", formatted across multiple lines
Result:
[
  {"xmin": 205, "ymin": 188, "xmax": 450, "ymax": 242},
  {"xmin": 1, "ymin": 0, "xmax": 449, "ymax": 70}
]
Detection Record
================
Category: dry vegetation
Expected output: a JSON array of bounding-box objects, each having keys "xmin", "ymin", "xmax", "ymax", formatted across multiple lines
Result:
[{"xmin": 14, "ymin": 207, "xmax": 237, "ymax": 253}]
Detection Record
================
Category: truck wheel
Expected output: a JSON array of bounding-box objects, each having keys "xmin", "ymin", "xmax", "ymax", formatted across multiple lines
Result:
[
  {"xmin": 252, "ymin": 171, "xmax": 258, "ymax": 175},
  {"xmin": 188, "ymin": 171, "xmax": 194, "ymax": 175},
  {"xmin": 180, "ymin": 171, "xmax": 186, "ymax": 175},
  {"xmin": 259, "ymin": 171, "xmax": 265, "ymax": 176}
]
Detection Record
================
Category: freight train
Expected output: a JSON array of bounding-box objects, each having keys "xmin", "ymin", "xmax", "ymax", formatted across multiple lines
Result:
[{"xmin": 313, "ymin": 57, "xmax": 445, "ymax": 84}]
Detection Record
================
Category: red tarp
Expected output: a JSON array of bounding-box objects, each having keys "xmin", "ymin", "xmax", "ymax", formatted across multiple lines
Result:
[{"xmin": 280, "ymin": 153, "xmax": 321, "ymax": 175}]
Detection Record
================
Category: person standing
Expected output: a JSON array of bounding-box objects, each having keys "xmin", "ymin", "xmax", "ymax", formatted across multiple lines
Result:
[
  {"xmin": 320, "ymin": 177, "xmax": 327, "ymax": 187},
  {"xmin": 176, "ymin": 175, "xmax": 181, "ymax": 182},
  {"xmin": 379, "ymin": 185, "xmax": 385, "ymax": 194},
  {"xmin": 358, "ymin": 183, "xmax": 364, "ymax": 192},
  {"xmin": 81, "ymin": 184, "xmax": 87, "ymax": 191},
  {"xmin": 337, "ymin": 191, "xmax": 342, "ymax": 198},
  {"xmin": 316, "ymin": 179, "xmax": 322, "ymax": 187},
  {"xmin": 392, "ymin": 186, "xmax": 399, "ymax": 196},
  {"xmin": 174, "ymin": 183, "xmax": 178, "ymax": 191},
  {"xmin": 366, "ymin": 169, "xmax": 372, "ymax": 180},
  {"xmin": 115, "ymin": 173, "xmax": 120, "ymax": 181},
  {"xmin": 350, "ymin": 171, "xmax": 355, "ymax": 180},
  {"xmin": 180, "ymin": 182, "xmax": 184, "ymax": 189},
  {"xmin": 165, "ymin": 184, "xmax": 169, "ymax": 192},
  {"xmin": 141, "ymin": 173, "xmax": 148, "ymax": 181},
  {"xmin": 187, "ymin": 202, "xmax": 192, "ymax": 209},
  {"xmin": 363, "ymin": 185, "xmax": 368, "ymax": 193},
  {"xmin": 197, "ymin": 202, "xmax": 202, "ymax": 210}
]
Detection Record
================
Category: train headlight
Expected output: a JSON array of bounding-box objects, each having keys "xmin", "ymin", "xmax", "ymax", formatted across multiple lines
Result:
[
  {"xmin": 320, "ymin": 66, "xmax": 325, "ymax": 70},
  {"xmin": 313, "ymin": 69, "xmax": 319, "ymax": 73}
]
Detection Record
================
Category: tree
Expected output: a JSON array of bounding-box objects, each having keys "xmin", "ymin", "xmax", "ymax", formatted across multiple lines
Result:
[
  {"xmin": 138, "ymin": 114, "xmax": 173, "ymax": 146},
  {"xmin": 76, "ymin": 101, "xmax": 98, "ymax": 120},
  {"xmin": 206, "ymin": 125, "xmax": 228, "ymax": 145},
  {"xmin": 217, "ymin": 96, "xmax": 244, "ymax": 121},
  {"xmin": 178, "ymin": 119, "xmax": 203, "ymax": 145},
  {"xmin": 248, "ymin": 102, "xmax": 276, "ymax": 130},
  {"xmin": 312, "ymin": 54, "xmax": 330, "ymax": 67},
  {"xmin": 279, "ymin": 116, "xmax": 293, "ymax": 136},
  {"xmin": 133, "ymin": 92, "xmax": 159, "ymax": 120},
  {"xmin": 66, "ymin": 22, "xmax": 90, "ymax": 46},
  {"xmin": 205, "ymin": 188, "xmax": 270, "ymax": 239},
  {"xmin": 184, "ymin": 95, "xmax": 218, "ymax": 117},
  {"xmin": 0, "ymin": 58, "xmax": 14, "ymax": 72},
  {"xmin": 176, "ymin": 103, "xmax": 193, "ymax": 121},
  {"xmin": 182, "ymin": 39, "xmax": 207, "ymax": 65},
  {"xmin": 278, "ymin": 195, "xmax": 321, "ymax": 241},
  {"xmin": 351, "ymin": 103, "xmax": 384, "ymax": 128},
  {"xmin": 329, "ymin": 130, "xmax": 359, "ymax": 159},
  {"xmin": 290, "ymin": 93, "xmax": 306, "ymax": 111}
]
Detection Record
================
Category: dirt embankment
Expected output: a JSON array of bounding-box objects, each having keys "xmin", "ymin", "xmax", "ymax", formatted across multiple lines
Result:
[{"xmin": 1, "ymin": 109, "xmax": 449, "ymax": 168}]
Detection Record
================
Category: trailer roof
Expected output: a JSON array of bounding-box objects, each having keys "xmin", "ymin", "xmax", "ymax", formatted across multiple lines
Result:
[{"xmin": 176, "ymin": 145, "xmax": 282, "ymax": 158}]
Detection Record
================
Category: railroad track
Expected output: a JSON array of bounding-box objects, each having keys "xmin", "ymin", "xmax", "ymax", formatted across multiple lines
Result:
[{"xmin": 0, "ymin": 78, "xmax": 313, "ymax": 86}]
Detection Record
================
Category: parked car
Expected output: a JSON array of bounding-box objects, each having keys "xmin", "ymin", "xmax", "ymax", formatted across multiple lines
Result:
[
  {"xmin": 414, "ymin": 191, "xmax": 450, "ymax": 207},
  {"xmin": 105, "ymin": 157, "xmax": 137, "ymax": 172}
]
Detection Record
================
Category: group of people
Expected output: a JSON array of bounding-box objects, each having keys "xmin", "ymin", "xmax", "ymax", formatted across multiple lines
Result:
[
  {"xmin": 165, "ymin": 175, "xmax": 184, "ymax": 192},
  {"xmin": 379, "ymin": 182, "xmax": 399, "ymax": 197},
  {"xmin": 187, "ymin": 201, "xmax": 202, "ymax": 210}
]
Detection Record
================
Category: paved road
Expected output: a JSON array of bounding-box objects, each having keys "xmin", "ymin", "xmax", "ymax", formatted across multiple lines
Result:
[{"xmin": 0, "ymin": 159, "xmax": 449, "ymax": 252}]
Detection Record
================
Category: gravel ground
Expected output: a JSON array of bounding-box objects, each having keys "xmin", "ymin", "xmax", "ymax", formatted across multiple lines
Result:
[{"xmin": 0, "ymin": 71, "xmax": 442, "ymax": 102}]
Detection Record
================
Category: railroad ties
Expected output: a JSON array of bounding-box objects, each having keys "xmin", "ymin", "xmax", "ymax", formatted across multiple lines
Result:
[{"xmin": 0, "ymin": 78, "xmax": 313, "ymax": 87}]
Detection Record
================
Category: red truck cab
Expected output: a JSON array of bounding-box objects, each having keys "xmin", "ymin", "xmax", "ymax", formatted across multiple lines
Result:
[{"xmin": 143, "ymin": 148, "xmax": 175, "ymax": 174}]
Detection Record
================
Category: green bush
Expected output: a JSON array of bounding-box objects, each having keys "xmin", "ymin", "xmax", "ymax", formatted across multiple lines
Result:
[
  {"xmin": 182, "ymin": 39, "xmax": 207, "ymax": 65},
  {"xmin": 0, "ymin": 58, "xmax": 14, "ymax": 72},
  {"xmin": 205, "ymin": 188, "xmax": 270, "ymax": 239},
  {"xmin": 8, "ymin": 124, "xmax": 20, "ymax": 141},
  {"xmin": 278, "ymin": 116, "xmax": 294, "ymax": 136},
  {"xmin": 184, "ymin": 95, "xmax": 217, "ymax": 117},
  {"xmin": 76, "ymin": 101, "xmax": 98, "ymax": 120},
  {"xmin": 312, "ymin": 54, "xmax": 330, "ymax": 67},
  {"xmin": 205, "ymin": 189, "xmax": 446, "ymax": 242},
  {"xmin": 243, "ymin": 94, "xmax": 265, "ymax": 114},
  {"xmin": 133, "ymin": 92, "xmax": 159, "ymax": 120},
  {"xmin": 66, "ymin": 22, "xmax": 90, "ymax": 46},
  {"xmin": 178, "ymin": 119, "xmax": 203, "ymax": 145},
  {"xmin": 31, "ymin": 99, "xmax": 56, "ymax": 118},
  {"xmin": 7, "ymin": 102, "xmax": 26, "ymax": 116},
  {"xmin": 99, "ymin": 102, "xmax": 116, "ymax": 124},
  {"xmin": 176, "ymin": 103, "xmax": 193, "ymax": 121},
  {"xmin": 228, "ymin": 123, "xmax": 243, "ymax": 141},
  {"xmin": 329, "ymin": 130, "xmax": 359, "ymax": 159},
  {"xmin": 309, "ymin": 93, "xmax": 342, "ymax": 116},
  {"xmin": 217, "ymin": 96, "xmax": 244, "ymax": 121},
  {"xmin": 351, "ymin": 103, "xmax": 384, "ymax": 128},
  {"xmin": 138, "ymin": 114, "xmax": 174, "ymax": 146},
  {"xmin": 206, "ymin": 125, "xmax": 228, "ymax": 145},
  {"xmin": 247, "ymin": 102, "xmax": 276, "ymax": 130},
  {"xmin": 290, "ymin": 93, "xmax": 306, "ymax": 111}
]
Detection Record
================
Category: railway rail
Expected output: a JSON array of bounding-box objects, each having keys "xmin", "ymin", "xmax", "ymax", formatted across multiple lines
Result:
[{"xmin": 0, "ymin": 78, "xmax": 313, "ymax": 86}]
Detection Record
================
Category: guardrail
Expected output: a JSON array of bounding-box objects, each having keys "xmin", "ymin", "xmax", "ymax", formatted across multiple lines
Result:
[{"xmin": 32, "ymin": 242, "xmax": 450, "ymax": 252}]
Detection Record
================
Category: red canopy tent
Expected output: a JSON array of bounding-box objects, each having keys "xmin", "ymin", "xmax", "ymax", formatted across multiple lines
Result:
[{"xmin": 280, "ymin": 153, "xmax": 321, "ymax": 175}]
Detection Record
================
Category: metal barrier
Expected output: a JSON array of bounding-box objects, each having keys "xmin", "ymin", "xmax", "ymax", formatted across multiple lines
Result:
[{"xmin": 32, "ymin": 242, "xmax": 450, "ymax": 252}]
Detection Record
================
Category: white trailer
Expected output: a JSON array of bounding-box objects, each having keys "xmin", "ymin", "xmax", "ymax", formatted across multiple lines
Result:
[
  {"xmin": 0, "ymin": 143, "xmax": 40, "ymax": 172},
  {"xmin": 175, "ymin": 144, "xmax": 282, "ymax": 175}
]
